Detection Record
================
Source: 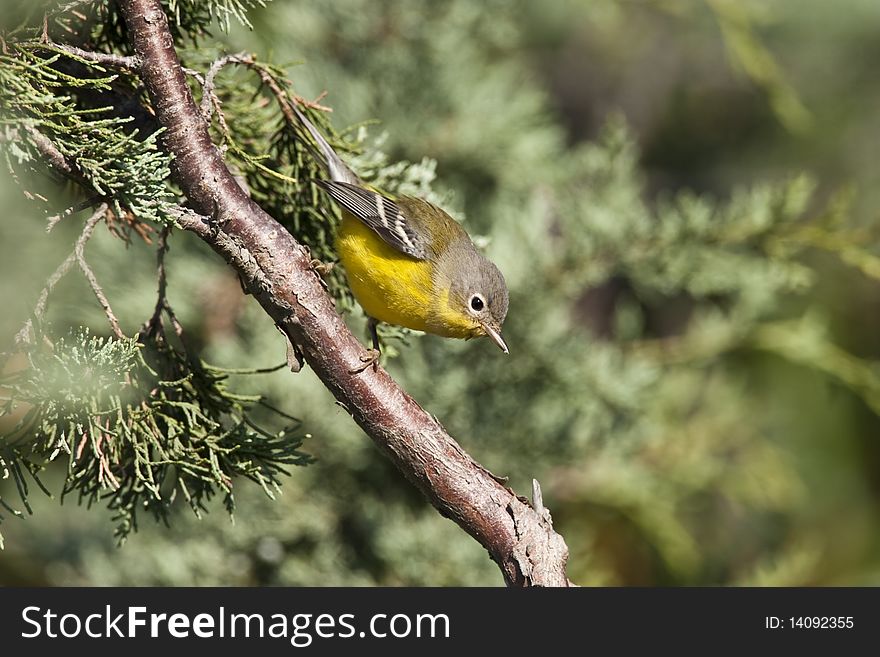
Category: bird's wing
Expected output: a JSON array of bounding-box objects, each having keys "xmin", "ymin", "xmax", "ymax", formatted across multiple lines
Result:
[{"xmin": 317, "ymin": 180, "xmax": 429, "ymax": 260}]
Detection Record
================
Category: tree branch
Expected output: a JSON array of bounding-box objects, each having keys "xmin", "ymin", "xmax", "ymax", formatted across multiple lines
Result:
[{"xmin": 117, "ymin": 0, "xmax": 573, "ymax": 586}]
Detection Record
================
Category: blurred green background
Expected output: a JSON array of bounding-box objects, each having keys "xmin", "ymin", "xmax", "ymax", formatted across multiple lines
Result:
[{"xmin": 2, "ymin": 0, "xmax": 880, "ymax": 585}]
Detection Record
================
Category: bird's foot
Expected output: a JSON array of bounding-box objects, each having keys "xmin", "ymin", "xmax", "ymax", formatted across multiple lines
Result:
[
  {"xmin": 310, "ymin": 258, "xmax": 335, "ymax": 279},
  {"xmin": 309, "ymin": 259, "xmax": 334, "ymax": 291},
  {"xmin": 349, "ymin": 348, "xmax": 380, "ymax": 374}
]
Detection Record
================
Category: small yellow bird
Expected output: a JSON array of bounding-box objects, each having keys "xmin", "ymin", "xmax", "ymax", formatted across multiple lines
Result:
[{"xmin": 293, "ymin": 105, "xmax": 509, "ymax": 365}]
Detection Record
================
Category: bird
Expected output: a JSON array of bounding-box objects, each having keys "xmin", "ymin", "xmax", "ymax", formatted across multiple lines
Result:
[{"xmin": 291, "ymin": 103, "xmax": 509, "ymax": 370}]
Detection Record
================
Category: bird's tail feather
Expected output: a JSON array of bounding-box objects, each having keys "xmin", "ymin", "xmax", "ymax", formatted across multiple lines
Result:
[{"xmin": 291, "ymin": 102, "xmax": 360, "ymax": 185}]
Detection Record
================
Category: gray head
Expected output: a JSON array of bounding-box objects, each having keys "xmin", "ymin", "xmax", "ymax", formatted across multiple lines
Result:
[{"xmin": 434, "ymin": 244, "xmax": 510, "ymax": 353}]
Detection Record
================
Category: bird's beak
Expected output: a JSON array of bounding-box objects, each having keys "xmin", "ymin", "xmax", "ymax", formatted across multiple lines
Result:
[{"xmin": 481, "ymin": 322, "xmax": 509, "ymax": 354}]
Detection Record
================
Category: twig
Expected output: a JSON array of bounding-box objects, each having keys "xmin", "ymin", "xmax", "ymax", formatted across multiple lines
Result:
[
  {"xmin": 231, "ymin": 53, "xmax": 333, "ymax": 117},
  {"xmin": 199, "ymin": 53, "xmax": 241, "ymax": 122},
  {"xmin": 251, "ymin": 62, "xmax": 301, "ymax": 126},
  {"xmin": 148, "ymin": 226, "xmax": 171, "ymax": 329},
  {"xmin": 195, "ymin": 52, "xmax": 329, "ymax": 148},
  {"xmin": 144, "ymin": 225, "xmax": 183, "ymax": 336},
  {"xmin": 15, "ymin": 252, "xmax": 76, "ymax": 346},
  {"xmin": 46, "ymin": 195, "xmax": 103, "ymax": 233},
  {"xmin": 39, "ymin": 42, "xmax": 141, "ymax": 73},
  {"xmin": 25, "ymin": 126, "xmax": 76, "ymax": 179},
  {"xmin": 17, "ymin": 39, "xmax": 140, "ymax": 73},
  {"xmin": 15, "ymin": 204, "xmax": 109, "ymax": 346},
  {"xmin": 74, "ymin": 205, "xmax": 125, "ymax": 339}
]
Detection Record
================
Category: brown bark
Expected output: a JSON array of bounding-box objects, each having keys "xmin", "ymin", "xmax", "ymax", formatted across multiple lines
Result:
[{"xmin": 117, "ymin": 0, "xmax": 572, "ymax": 586}]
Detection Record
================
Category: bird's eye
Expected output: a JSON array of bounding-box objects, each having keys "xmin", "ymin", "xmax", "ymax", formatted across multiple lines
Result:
[{"xmin": 470, "ymin": 295, "xmax": 485, "ymax": 312}]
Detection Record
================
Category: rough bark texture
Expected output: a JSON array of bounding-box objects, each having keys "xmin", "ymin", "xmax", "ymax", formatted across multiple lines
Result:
[{"xmin": 118, "ymin": 0, "xmax": 573, "ymax": 586}]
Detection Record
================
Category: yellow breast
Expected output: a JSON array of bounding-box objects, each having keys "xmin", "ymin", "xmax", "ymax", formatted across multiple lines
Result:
[
  {"xmin": 336, "ymin": 213, "xmax": 481, "ymax": 339},
  {"xmin": 336, "ymin": 213, "xmax": 435, "ymax": 332}
]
